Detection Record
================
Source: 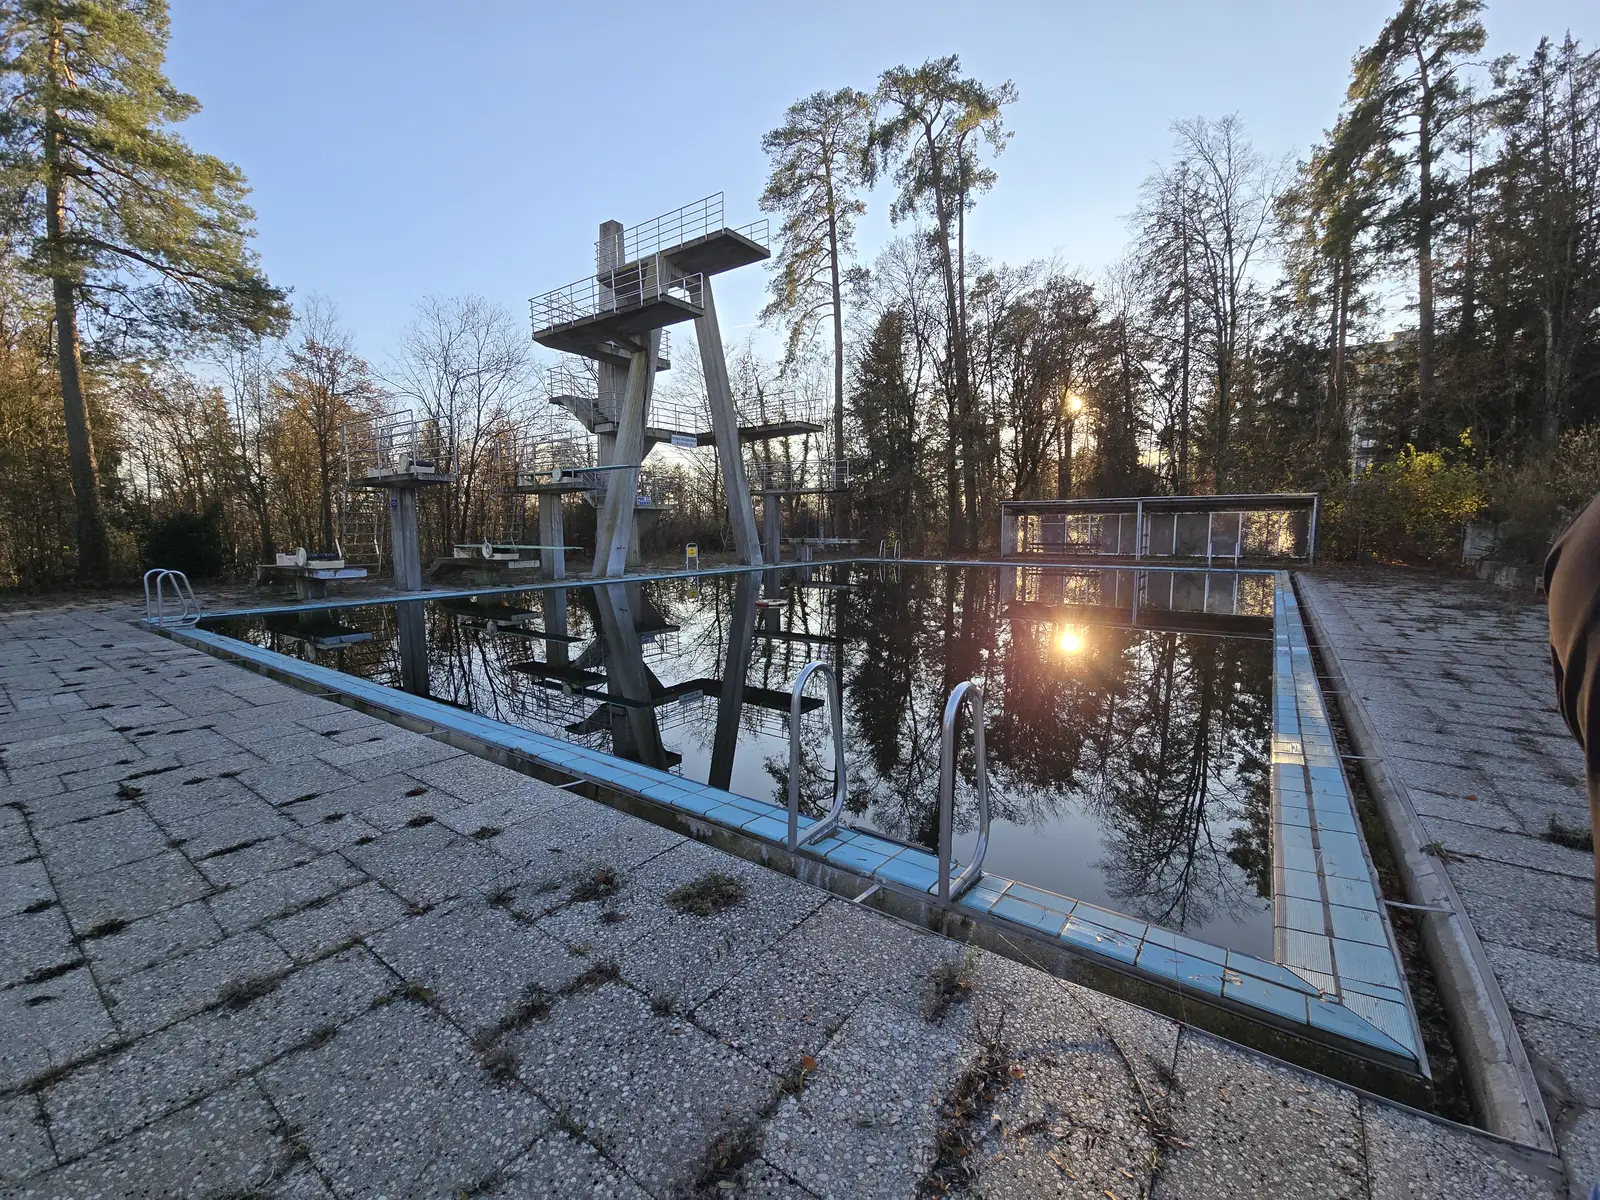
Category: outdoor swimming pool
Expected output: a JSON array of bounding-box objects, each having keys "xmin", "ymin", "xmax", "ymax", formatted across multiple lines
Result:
[{"xmin": 203, "ymin": 561, "xmax": 1278, "ymax": 955}]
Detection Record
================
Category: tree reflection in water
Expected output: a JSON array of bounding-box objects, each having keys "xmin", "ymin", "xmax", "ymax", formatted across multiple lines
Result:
[
  {"xmin": 212, "ymin": 563, "xmax": 1273, "ymax": 942},
  {"xmin": 841, "ymin": 566, "xmax": 1272, "ymax": 933}
]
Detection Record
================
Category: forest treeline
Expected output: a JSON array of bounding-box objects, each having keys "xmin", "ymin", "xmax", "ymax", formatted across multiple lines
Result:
[{"xmin": 0, "ymin": 0, "xmax": 1596, "ymax": 587}]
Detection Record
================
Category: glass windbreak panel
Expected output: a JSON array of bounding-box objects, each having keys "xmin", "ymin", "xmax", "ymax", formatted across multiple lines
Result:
[{"xmin": 203, "ymin": 563, "xmax": 1275, "ymax": 954}]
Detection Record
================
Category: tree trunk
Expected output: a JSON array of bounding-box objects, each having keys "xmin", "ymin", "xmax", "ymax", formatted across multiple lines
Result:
[
  {"xmin": 50, "ymin": 275, "xmax": 108, "ymax": 581},
  {"xmin": 43, "ymin": 62, "xmax": 109, "ymax": 582},
  {"xmin": 1178, "ymin": 203, "xmax": 1192, "ymax": 494},
  {"xmin": 826, "ymin": 190, "xmax": 845, "ymax": 538},
  {"xmin": 1415, "ymin": 53, "xmax": 1436, "ymax": 433}
]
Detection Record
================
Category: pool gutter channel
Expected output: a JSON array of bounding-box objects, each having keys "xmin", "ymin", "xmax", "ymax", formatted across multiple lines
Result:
[
  {"xmin": 1294, "ymin": 573, "xmax": 1557, "ymax": 1154},
  {"xmin": 141, "ymin": 578, "xmax": 1442, "ymax": 1106}
]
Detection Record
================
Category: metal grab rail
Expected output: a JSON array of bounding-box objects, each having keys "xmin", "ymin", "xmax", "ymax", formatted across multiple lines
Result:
[
  {"xmin": 786, "ymin": 661, "xmax": 847, "ymax": 852},
  {"xmin": 937, "ymin": 681, "xmax": 992, "ymax": 902},
  {"xmin": 142, "ymin": 568, "xmax": 201, "ymax": 627}
]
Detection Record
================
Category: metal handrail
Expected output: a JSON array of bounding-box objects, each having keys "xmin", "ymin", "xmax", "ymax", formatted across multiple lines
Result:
[
  {"xmin": 142, "ymin": 568, "xmax": 201, "ymax": 627},
  {"xmin": 597, "ymin": 193, "xmax": 772, "ymax": 267},
  {"xmin": 786, "ymin": 661, "xmax": 847, "ymax": 852},
  {"xmin": 529, "ymin": 256, "xmax": 704, "ymax": 335},
  {"xmin": 937, "ymin": 681, "xmax": 991, "ymax": 902}
]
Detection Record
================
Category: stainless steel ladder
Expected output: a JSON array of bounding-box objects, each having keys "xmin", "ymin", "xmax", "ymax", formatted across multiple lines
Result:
[
  {"xmin": 785, "ymin": 661, "xmax": 846, "ymax": 851},
  {"xmin": 937, "ymin": 681, "xmax": 991, "ymax": 902},
  {"xmin": 782, "ymin": 665, "xmax": 992, "ymax": 905},
  {"xmin": 142, "ymin": 569, "xmax": 201, "ymax": 627}
]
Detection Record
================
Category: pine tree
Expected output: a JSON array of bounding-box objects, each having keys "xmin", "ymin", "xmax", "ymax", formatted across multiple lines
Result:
[
  {"xmin": 1337, "ymin": 0, "xmax": 1486, "ymax": 433},
  {"xmin": 0, "ymin": 0, "xmax": 288, "ymax": 579},
  {"xmin": 868, "ymin": 55, "xmax": 1015, "ymax": 550},
  {"xmin": 759, "ymin": 88, "xmax": 872, "ymax": 487}
]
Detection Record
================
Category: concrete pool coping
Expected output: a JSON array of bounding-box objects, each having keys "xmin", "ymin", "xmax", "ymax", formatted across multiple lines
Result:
[
  {"xmin": 1297, "ymin": 575, "xmax": 1556, "ymax": 1152},
  {"xmin": 145, "ymin": 560, "xmax": 1426, "ymax": 1090}
]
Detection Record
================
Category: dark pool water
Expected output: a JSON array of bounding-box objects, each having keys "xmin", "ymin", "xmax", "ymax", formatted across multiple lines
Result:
[{"xmin": 205, "ymin": 563, "xmax": 1277, "ymax": 954}]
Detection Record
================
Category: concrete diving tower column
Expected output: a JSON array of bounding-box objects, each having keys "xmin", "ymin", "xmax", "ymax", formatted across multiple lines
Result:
[
  {"xmin": 694, "ymin": 275, "xmax": 762, "ymax": 568},
  {"xmin": 592, "ymin": 327, "xmax": 660, "ymax": 577}
]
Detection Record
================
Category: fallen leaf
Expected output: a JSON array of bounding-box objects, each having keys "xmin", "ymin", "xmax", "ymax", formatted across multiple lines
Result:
[
  {"xmin": 801, "ymin": 1055, "xmax": 817, "ymax": 1072},
  {"xmin": 1010, "ymin": 1064, "xmax": 1026, "ymax": 1079}
]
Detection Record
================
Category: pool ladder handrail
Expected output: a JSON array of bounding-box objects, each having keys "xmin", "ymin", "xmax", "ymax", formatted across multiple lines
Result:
[
  {"xmin": 937, "ymin": 680, "xmax": 991, "ymax": 902},
  {"xmin": 142, "ymin": 568, "xmax": 201, "ymax": 627},
  {"xmin": 786, "ymin": 661, "xmax": 847, "ymax": 851}
]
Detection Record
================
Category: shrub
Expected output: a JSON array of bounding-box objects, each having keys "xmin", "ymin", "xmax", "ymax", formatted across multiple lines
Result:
[
  {"xmin": 1486, "ymin": 429, "xmax": 1600, "ymax": 563},
  {"xmin": 1320, "ymin": 447, "xmax": 1485, "ymax": 564},
  {"xmin": 143, "ymin": 504, "xmax": 227, "ymax": 580}
]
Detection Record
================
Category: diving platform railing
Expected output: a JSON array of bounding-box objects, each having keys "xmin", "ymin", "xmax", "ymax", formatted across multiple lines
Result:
[
  {"xmin": 1000, "ymin": 493, "xmax": 1319, "ymax": 564},
  {"xmin": 342, "ymin": 412, "xmax": 454, "ymax": 487},
  {"xmin": 599, "ymin": 193, "xmax": 769, "ymax": 275},
  {"xmin": 547, "ymin": 364, "xmax": 704, "ymax": 438},
  {"xmin": 529, "ymin": 256, "xmax": 705, "ymax": 343},
  {"xmin": 735, "ymin": 391, "xmax": 824, "ymax": 439},
  {"xmin": 750, "ymin": 457, "xmax": 854, "ymax": 494}
]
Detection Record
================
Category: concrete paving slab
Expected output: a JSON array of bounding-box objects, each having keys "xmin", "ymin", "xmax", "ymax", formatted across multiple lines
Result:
[
  {"xmin": 368, "ymin": 900, "xmax": 585, "ymax": 1037},
  {"xmin": 54, "ymin": 849, "xmax": 212, "ymax": 930},
  {"xmin": 618, "ymin": 857, "xmax": 827, "ymax": 1010},
  {"xmin": 43, "ymin": 948, "xmax": 392, "ymax": 1160},
  {"xmin": 764, "ymin": 998, "xmax": 972, "ymax": 1200},
  {"xmin": 0, "ymin": 903, "xmax": 77, "ymax": 990},
  {"xmin": 339, "ymin": 819, "xmax": 511, "ymax": 907},
  {"xmin": 1158, "ymin": 1031, "xmax": 1366, "ymax": 1200},
  {"xmin": 0, "ymin": 961, "xmax": 117, "ymax": 1091},
  {"xmin": 474, "ymin": 1129, "xmax": 649, "ymax": 1198},
  {"xmin": 1485, "ymin": 942, "xmax": 1600, "ymax": 1031},
  {"xmin": 259, "ymin": 999, "xmax": 549, "ymax": 1198},
  {"xmin": 264, "ymin": 878, "xmax": 411, "ymax": 963},
  {"xmin": 510, "ymin": 981, "xmax": 774, "ymax": 1197},
  {"xmin": 695, "ymin": 900, "xmax": 956, "ymax": 1073},
  {"xmin": 0, "ymin": 1096, "xmax": 54, "ymax": 1186},
  {"xmin": 206, "ymin": 852, "xmax": 368, "ymax": 935},
  {"xmin": 107, "ymin": 928, "xmax": 293, "ymax": 1036},
  {"xmin": 16, "ymin": 1079, "xmax": 287, "ymax": 1199},
  {"xmin": 1364, "ymin": 1101, "xmax": 1561, "ymax": 1199},
  {"xmin": 194, "ymin": 830, "xmax": 323, "ymax": 888},
  {"xmin": 78, "ymin": 897, "xmax": 225, "ymax": 982},
  {"xmin": 0, "ymin": 857, "xmax": 53, "ymax": 919}
]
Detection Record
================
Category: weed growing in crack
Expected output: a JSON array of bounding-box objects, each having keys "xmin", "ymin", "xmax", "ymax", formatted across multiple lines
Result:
[
  {"xmin": 665, "ymin": 872, "xmax": 745, "ymax": 917},
  {"xmin": 405, "ymin": 813, "xmax": 435, "ymax": 828},
  {"xmin": 922, "ymin": 948, "xmax": 979, "ymax": 1023},
  {"xmin": 918, "ymin": 1029, "xmax": 1013, "ymax": 1198},
  {"xmin": 480, "ymin": 1043, "xmax": 518, "ymax": 1082},
  {"xmin": 1546, "ymin": 816, "xmax": 1593, "ymax": 853},
  {"xmin": 471, "ymin": 825, "xmax": 502, "ymax": 840},
  {"xmin": 562, "ymin": 961, "xmax": 620, "ymax": 995},
  {"xmin": 397, "ymin": 980, "xmax": 436, "ymax": 1005},
  {"xmin": 683, "ymin": 1121, "xmax": 763, "ymax": 1197},
  {"xmin": 568, "ymin": 867, "xmax": 622, "ymax": 904},
  {"xmin": 218, "ymin": 973, "xmax": 282, "ymax": 1009}
]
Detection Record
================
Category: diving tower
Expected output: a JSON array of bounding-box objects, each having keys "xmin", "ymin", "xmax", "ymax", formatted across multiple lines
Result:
[{"xmin": 528, "ymin": 193, "xmax": 770, "ymax": 576}]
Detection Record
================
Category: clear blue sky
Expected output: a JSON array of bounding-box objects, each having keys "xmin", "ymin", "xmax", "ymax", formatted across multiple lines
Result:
[{"xmin": 166, "ymin": 0, "xmax": 1593, "ymax": 362}]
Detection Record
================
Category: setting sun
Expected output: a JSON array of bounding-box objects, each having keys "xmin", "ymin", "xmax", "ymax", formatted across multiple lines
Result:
[{"xmin": 1056, "ymin": 627, "xmax": 1085, "ymax": 654}]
